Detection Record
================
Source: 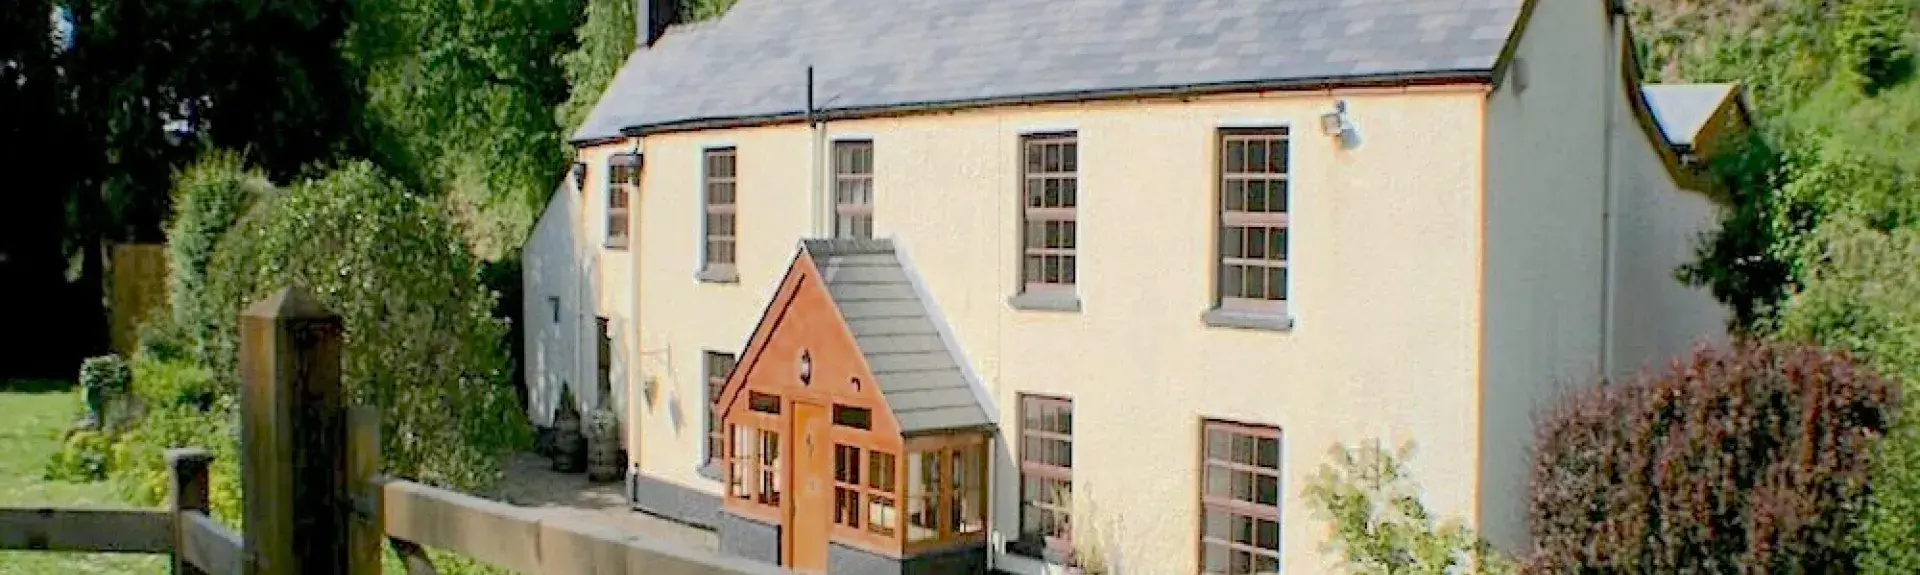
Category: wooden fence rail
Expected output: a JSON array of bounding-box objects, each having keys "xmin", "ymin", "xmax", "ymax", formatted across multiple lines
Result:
[{"xmin": 1, "ymin": 287, "xmax": 787, "ymax": 575}]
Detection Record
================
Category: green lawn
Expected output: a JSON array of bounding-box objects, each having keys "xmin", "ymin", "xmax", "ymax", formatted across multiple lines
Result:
[{"xmin": 0, "ymin": 379, "xmax": 165, "ymax": 574}]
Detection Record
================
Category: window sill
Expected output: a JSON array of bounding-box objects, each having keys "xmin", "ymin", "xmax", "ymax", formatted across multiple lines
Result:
[
  {"xmin": 696, "ymin": 269, "xmax": 739, "ymax": 284},
  {"xmin": 1201, "ymin": 308, "xmax": 1294, "ymax": 332},
  {"xmin": 697, "ymin": 461, "xmax": 722, "ymax": 481},
  {"xmin": 1007, "ymin": 292, "xmax": 1081, "ymax": 313},
  {"xmin": 603, "ymin": 240, "xmax": 629, "ymax": 251}
]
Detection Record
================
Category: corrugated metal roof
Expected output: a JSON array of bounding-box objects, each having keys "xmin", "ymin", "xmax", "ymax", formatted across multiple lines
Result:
[
  {"xmin": 803, "ymin": 238, "xmax": 993, "ymax": 435},
  {"xmin": 574, "ymin": 0, "xmax": 1528, "ymax": 142},
  {"xmin": 1641, "ymin": 83, "xmax": 1737, "ymax": 147}
]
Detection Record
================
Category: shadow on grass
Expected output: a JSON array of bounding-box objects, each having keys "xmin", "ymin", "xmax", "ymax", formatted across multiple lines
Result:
[{"xmin": 0, "ymin": 379, "xmax": 77, "ymax": 394}]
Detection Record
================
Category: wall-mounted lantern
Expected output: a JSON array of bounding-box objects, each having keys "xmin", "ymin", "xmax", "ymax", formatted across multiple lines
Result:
[{"xmin": 799, "ymin": 350, "xmax": 813, "ymax": 385}]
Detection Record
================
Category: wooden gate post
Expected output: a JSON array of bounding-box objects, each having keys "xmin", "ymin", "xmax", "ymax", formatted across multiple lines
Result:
[
  {"xmin": 239, "ymin": 287, "xmax": 348, "ymax": 574},
  {"xmin": 168, "ymin": 448, "xmax": 212, "ymax": 575}
]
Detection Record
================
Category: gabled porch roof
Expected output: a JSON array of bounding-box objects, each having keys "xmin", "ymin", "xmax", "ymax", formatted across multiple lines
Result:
[{"xmin": 800, "ymin": 238, "xmax": 992, "ymax": 435}]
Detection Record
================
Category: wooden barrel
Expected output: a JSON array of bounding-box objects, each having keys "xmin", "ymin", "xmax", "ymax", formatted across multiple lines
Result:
[
  {"xmin": 551, "ymin": 401, "xmax": 586, "ymax": 473},
  {"xmin": 586, "ymin": 409, "xmax": 621, "ymax": 482}
]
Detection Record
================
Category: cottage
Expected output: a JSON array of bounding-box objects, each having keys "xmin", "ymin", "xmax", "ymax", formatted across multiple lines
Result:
[{"xmin": 523, "ymin": 0, "xmax": 1751, "ymax": 573}]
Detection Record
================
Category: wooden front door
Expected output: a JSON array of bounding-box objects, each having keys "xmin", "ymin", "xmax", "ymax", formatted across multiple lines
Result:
[{"xmin": 784, "ymin": 401, "xmax": 832, "ymax": 573}]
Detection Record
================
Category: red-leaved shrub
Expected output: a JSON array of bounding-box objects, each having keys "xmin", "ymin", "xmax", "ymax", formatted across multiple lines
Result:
[{"xmin": 1525, "ymin": 342, "xmax": 1899, "ymax": 573}]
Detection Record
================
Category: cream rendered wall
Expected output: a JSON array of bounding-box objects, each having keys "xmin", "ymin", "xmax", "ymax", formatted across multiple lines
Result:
[
  {"xmin": 626, "ymin": 126, "xmax": 816, "ymax": 493},
  {"xmin": 625, "ymin": 90, "xmax": 1488, "ymax": 574},
  {"xmin": 563, "ymin": 143, "xmax": 636, "ymax": 426},
  {"xmin": 1479, "ymin": 0, "xmax": 1611, "ymax": 551},
  {"xmin": 1608, "ymin": 99, "xmax": 1732, "ymax": 378}
]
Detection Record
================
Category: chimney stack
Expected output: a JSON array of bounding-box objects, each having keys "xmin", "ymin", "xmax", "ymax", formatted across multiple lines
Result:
[{"xmin": 635, "ymin": 0, "xmax": 683, "ymax": 48}]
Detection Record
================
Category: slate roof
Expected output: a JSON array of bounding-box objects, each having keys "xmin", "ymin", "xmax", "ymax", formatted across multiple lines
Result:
[
  {"xmin": 1641, "ymin": 84, "xmax": 1738, "ymax": 148},
  {"xmin": 802, "ymin": 238, "xmax": 993, "ymax": 435},
  {"xmin": 574, "ymin": 0, "xmax": 1529, "ymax": 142}
]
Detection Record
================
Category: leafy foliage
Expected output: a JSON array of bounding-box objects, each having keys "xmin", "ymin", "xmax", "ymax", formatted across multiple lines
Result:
[
  {"xmin": 78, "ymin": 355, "xmax": 131, "ymax": 397},
  {"xmin": 205, "ymin": 162, "xmax": 528, "ymax": 490},
  {"xmin": 346, "ymin": 0, "xmax": 577, "ymax": 256},
  {"xmin": 1526, "ymin": 342, "xmax": 1898, "ymax": 572},
  {"xmin": 1305, "ymin": 440, "xmax": 1512, "ymax": 575},
  {"xmin": 129, "ymin": 353, "xmax": 219, "ymax": 413},
  {"xmin": 556, "ymin": 0, "xmax": 636, "ymax": 135},
  {"xmin": 165, "ymin": 151, "xmax": 270, "ymax": 368},
  {"xmin": 111, "ymin": 401, "xmax": 244, "ymax": 526},
  {"xmin": 44, "ymin": 430, "xmax": 114, "ymax": 483},
  {"xmin": 1772, "ymin": 220, "xmax": 1920, "ymax": 573}
]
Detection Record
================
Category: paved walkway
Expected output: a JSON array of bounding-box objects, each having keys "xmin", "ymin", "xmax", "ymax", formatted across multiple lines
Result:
[{"xmin": 492, "ymin": 452, "xmax": 718, "ymax": 551}]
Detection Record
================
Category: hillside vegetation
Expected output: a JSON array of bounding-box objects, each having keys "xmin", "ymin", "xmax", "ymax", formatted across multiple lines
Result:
[{"xmin": 1630, "ymin": 0, "xmax": 1920, "ymax": 571}]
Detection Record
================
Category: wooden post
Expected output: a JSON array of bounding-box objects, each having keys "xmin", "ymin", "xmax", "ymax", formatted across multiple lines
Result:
[
  {"xmin": 239, "ymin": 287, "xmax": 348, "ymax": 574},
  {"xmin": 346, "ymin": 407, "xmax": 381, "ymax": 574},
  {"xmin": 168, "ymin": 448, "xmax": 213, "ymax": 575}
]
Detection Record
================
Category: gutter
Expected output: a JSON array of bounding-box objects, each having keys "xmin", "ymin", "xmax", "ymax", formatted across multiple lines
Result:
[
  {"xmin": 603, "ymin": 69, "xmax": 1495, "ymax": 141},
  {"xmin": 1599, "ymin": 2, "xmax": 1623, "ymax": 380}
]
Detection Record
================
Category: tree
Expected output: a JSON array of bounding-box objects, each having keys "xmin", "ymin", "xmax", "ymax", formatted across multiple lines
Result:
[
  {"xmin": 206, "ymin": 162, "xmax": 528, "ymax": 489},
  {"xmin": 556, "ymin": 0, "xmax": 636, "ymax": 136},
  {"xmin": 346, "ymin": 0, "xmax": 578, "ymax": 257}
]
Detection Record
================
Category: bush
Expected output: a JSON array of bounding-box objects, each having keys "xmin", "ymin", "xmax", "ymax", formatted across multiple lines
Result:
[
  {"xmin": 44, "ymin": 430, "xmax": 114, "ymax": 483},
  {"xmin": 111, "ymin": 402, "xmax": 244, "ymax": 525},
  {"xmin": 204, "ymin": 160, "xmax": 528, "ymax": 490},
  {"xmin": 1526, "ymin": 342, "xmax": 1898, "ymax": 572},
  {"xmin": 1305, "ymin": 440, "xmax": 1512, "ymax": 575},
  {"xmin": 78, "ymin": 354, "xmax": 133, "ymax": 430},
  {"xmin": 165, "ymin": 151, "xmax": 270, "ymax": 369},
  {"xmin": 131, "ymin": 354, "xmax": 219, "ymax": 412},
  {"xmin": 79, "ymin": 355, "xmax": 132, "ymax": 398}
]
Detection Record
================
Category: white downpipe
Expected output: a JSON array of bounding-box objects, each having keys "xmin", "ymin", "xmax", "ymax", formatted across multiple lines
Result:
[{"xmin": 1599, "ymin": 6, "xmax": 1621, "ymax": 380}]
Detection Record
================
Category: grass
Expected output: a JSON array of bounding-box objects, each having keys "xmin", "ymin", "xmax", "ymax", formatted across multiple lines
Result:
[{"xmin": 0, "ymin": 379, "xmax": 165, "ymax": 574}]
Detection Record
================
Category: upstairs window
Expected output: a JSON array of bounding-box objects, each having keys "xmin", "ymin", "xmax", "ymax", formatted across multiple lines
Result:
[
  {"xmin": 607, "ymin": 153, "xmax": 639, "ymax": 248},
  {"xmin": 702, "ymin": 148, "xmax": 738, "ymax": 280},
  {"xmin": 1217, "ymin": 129, "xmax": 1289, "ymax": 316},
  {"xmin": 1200, "ymin": 420, "xmax": 1281, "ymax": 575},
  {"xmin": 1020, "ymin": 133, "xmax": 1078, "ymax": 293},
  {"xmin": 834, "ymin": 141, "xmax": 874, "ymax": 239}
]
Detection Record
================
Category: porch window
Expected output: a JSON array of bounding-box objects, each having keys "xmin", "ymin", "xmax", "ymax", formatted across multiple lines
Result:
[
  {"xmin": 834, "ymin": 444, "xmax": 863, "ymax": 529},
  {"xmin": 908, "ymin": 451, "xmax": 942, "ymax": 542},
  {"xmin": 867, "ymin": 451, "xmax": 899, "ymax": 537},
  {"xmin": 950, "ymin": 442, "xmax": 985, "ymax": 535},
  {"xmin": 728, "ymin": 424, "xmax": 751, "ymax": 500},
  {"xmin": 903, "ymin": 435, "xmax": 991, "ymax": 548},
  {"xmin": 1018, "ymin": 394, "xmax": 1073, "ymax": 554},
  {"xmin": 1200, "ymin": 420, "xmax": 1281, "ymax": 575},
  {"xmin": 725, "ymin": 422, "xmax": 781, "ymax": 511},
  {"xmin": 757, "ymin": 428, "xmax": 781, "ymax": 506}
]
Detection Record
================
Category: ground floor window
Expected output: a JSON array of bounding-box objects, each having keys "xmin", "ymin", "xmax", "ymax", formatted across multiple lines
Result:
[
  {"xmin": 1200, "ymin": 420, "xmax": 1281, "ymax": 574},
  {"xmin": 1018, "ymin": 394, "xmax": 1073, "ymax": 554},
  {"xmin": 868, "ymin": 451, "xmax": 899, "ymax": 537}
]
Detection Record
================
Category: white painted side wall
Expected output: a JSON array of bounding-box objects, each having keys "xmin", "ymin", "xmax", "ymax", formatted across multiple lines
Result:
[
  {"xmin": 1608, "ymin": 96, "xmax": 1732, "ymax": 379},
  {"xmin": 524, "ymin": 186, "xmax": 588, "ymax": 426},
  {"xmin": 524, "ymin": 146, "xmax": 638, "ymax": 428},
  {"xmin": 1479, "ymin": 0, "xmax": 1610, "ymax": 550}
]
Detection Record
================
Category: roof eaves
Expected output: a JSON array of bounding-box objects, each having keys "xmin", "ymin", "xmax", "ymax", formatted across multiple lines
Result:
[{"xmin": 618, "ymin": 69, "xmax": 1494, "ymax": 138}]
